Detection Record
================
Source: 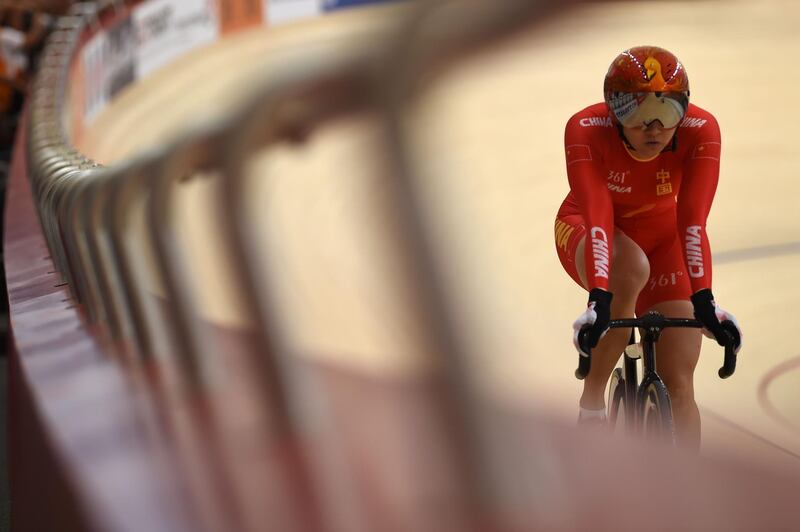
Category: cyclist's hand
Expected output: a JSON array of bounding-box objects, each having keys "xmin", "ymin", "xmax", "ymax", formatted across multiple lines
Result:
[
  {"xmin": 690, "ymin": 288, "xmax": 743, "ymax": 354},
  {"xmin": 573, "ymin": 288, "xmax": 613, "ymax": 356}
]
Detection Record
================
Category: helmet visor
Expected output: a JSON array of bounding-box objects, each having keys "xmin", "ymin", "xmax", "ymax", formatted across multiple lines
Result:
[{"xmin": 607, "ymin": 92, "xmax": 689, "ymax": 129}]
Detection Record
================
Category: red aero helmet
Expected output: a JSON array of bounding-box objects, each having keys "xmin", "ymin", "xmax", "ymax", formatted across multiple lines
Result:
[{"xmin": 604, "ymin": 46, "xmax": 690, "ymax": 129}]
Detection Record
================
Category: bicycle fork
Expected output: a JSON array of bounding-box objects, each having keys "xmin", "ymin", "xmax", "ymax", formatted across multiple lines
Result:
[
  {"xmin": 622, "ymin": 326, "xmax": 671, "ymax": 432},
  {"xmin": 635, "ymin": 326, "xmax": 671, "ymax": 430}
]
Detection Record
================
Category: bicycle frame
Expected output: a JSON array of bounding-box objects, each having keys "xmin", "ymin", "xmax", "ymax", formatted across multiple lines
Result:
[
  {"xmin": 639, "ymin": 316, "xmax": 684, "ymax": 412},
  {"xmin": 621, "ymin": 334, "xmax": 638, "ymax": 433},
  {"xmin": 576, "ymin": 311, "xmax": 738, "ymax": 442},
  {"xmin": 621, "ymin": 317, "xmax": 695, "ymax": 431}
]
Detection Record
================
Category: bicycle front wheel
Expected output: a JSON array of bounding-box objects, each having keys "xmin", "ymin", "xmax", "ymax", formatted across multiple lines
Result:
[
  {"xmin": 607, "ymin": 367, "xmax": 626, "ymax": 432},
  {"xmin": 640, "ymin": 381, "xmax": 675, "ymax": 445}
]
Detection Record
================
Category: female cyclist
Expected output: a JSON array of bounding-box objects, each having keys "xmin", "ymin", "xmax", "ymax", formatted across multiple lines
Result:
[{"xmin": 554, "ymin": 46, "xmax": 743, "ymax": 449}]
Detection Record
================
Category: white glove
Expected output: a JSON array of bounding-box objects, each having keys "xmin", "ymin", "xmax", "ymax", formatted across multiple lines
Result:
[{"xmin": 572, "ymin": 303, "xmax": 597, "ymax": 356}]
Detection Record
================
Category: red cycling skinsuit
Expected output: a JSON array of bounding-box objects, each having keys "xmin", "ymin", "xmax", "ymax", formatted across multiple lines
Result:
[{"xmin": 554, "ymin": 102, "xmax": 720, "ymax": 315}]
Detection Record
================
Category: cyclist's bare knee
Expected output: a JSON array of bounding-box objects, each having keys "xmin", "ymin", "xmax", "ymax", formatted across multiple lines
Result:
[
  {"xmin": 609, "ymin": 231, "xmax": 649, "ymax": 302},
  {"xmin": 662, "ymin": 374, "xmax": 695, "ymax": 405}
]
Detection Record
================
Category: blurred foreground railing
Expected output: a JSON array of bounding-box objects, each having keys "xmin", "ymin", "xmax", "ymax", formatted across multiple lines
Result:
[{"xmin": 10, "ymin": 0, "xmax": 800, "ymax": 531}]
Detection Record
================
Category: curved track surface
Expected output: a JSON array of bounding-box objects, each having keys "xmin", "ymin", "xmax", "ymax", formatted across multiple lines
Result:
[{"xmin": 77, "ymin": 1, "xmax": 800, "ymax": 474}]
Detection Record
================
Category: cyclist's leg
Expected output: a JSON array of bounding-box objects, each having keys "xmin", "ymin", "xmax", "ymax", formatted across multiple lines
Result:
[
  {"xmin": 576, "ymin": 232, "xmax": 649, "ymax": 409},
  {"xmin": 636, "ymin": 235, "xmax": 700, "ymax": 449},
  {"xmin": 555, "ymin": 216, "xmax": 650, "ymax": 410}
]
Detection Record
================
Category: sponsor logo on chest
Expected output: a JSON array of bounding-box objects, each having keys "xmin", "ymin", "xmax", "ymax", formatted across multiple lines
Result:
[
  {"xmin": 607, "ymin": 170, "xmax": 632, "ymax": 193},
  {"xmin": 606, "ymin": 169, "xmax": 678, "ymax": 196}
]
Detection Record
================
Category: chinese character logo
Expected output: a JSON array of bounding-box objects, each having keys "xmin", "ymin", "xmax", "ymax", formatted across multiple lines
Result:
[{"xmin": 656, "ymin": 169, "xmax": 672, "ymax": 196}]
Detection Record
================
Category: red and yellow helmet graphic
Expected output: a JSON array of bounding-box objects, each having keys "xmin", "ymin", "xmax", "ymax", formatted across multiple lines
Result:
[
  {"xmin": 604, "ymin": 46, "xmax": 689, "ymax": 94},
  {"xmin": 603, "ymin": 46, "xmax": 690, "ymax": 128}
]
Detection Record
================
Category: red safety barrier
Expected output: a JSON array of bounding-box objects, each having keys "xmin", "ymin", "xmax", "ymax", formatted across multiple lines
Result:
[{"xmin": 5, "ymin": 112, "xmax": 205, "ymax": 532}]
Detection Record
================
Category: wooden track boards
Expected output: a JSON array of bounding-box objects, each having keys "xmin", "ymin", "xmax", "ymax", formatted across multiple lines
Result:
[{"xmin": 78, "ymin": 1, "xmax": 800, "ymax": 474}]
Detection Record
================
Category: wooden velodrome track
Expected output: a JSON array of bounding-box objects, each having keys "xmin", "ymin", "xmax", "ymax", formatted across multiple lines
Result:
[{"xmin": 77, "ymin": 0, "xmax": 799, "ymax": 474}]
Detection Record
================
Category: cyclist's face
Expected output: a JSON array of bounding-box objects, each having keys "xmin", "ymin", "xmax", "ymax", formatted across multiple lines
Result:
[{"xmin": 623, "ymin": 121, "xmax": 677, "ymax": 158}]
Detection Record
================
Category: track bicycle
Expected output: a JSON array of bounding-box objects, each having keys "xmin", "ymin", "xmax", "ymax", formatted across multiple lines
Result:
[{"xmin": 575, "ymin": 311, "xmax": 739, "ymax": 443}]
